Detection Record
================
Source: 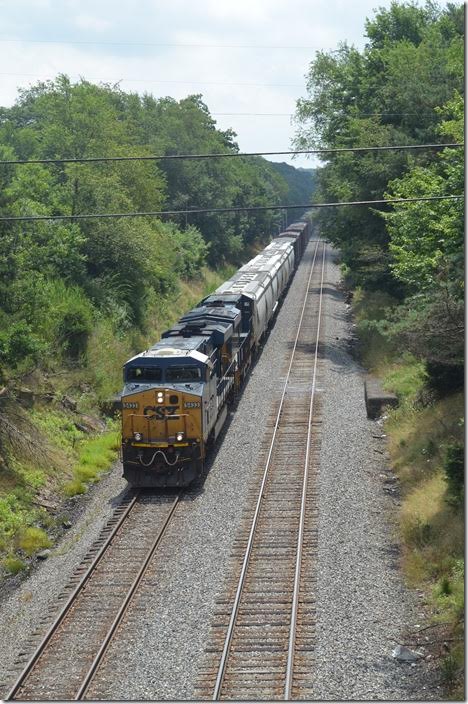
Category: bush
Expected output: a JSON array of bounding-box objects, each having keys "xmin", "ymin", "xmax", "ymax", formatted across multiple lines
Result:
[
  {"xmin": 63, "ymin": 479, "xmax": 86, "ymax": 497},
  {"xmin": 3, "ymin": 555, "xmax": 26, "ymax": 575},
  {"xmin": 52, "ymin": 286, "xmax": 94, "ymax": 358},
  {"xmin": 444, "ymin": 442, "xmax": 464, "ymax": 506},
  {"xmin": 17, "ymin": 526, "xmax": 51, "ymax": 555},
  {"xmin": 0, "ymin": 320, "xmax": 45, "ymax": 366}
]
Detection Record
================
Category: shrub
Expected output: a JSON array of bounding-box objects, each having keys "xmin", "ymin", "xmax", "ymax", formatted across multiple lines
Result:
[
  {"xmin": 17, "ymin": 526, "xmax": 51, "ymax": 556},
  {"xmin": 0, "ymin": 321, "xmax": 45, "ymax": 366},
  {"xmin": 444, "ymin": 442, "xmax": 464, "ymax": 506},
  {"xmin": 3, "ymin": 555, "xmax": 26, "ymax": 575},
  {"xmin": 63, "ymin": 479, "xmax": 86, "ymax": 497},
  {"xmin": 54, "ymin": 289, "xmax": 94, "ymax": 358}
]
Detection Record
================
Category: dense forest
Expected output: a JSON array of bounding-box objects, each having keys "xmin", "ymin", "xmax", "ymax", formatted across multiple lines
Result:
[
  {"xmin": 0, "ymin": 81, "xmax": 314, "ymax": 570},
  {"xmin": 269, "ymin": 163, "xmax": 317, "ymax": 224},
  {"xmin": 294, "ymin": 0, "xmax": 464, "ymax": 693},
  {"xmin": 0, "ymin": 81, "xmax": 308, "ymax": 377}
]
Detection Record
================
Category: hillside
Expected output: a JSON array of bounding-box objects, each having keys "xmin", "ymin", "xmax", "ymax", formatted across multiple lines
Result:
[{"xmin": 269, "ymin": 162, "xmax": 317, "ymax": 224}]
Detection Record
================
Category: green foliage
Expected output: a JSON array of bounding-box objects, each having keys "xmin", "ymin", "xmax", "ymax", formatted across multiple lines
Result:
[
  {"xmin": 444, "ymin": 442, "xmax": 464, "ymax": 506},
  {"xmin": 0, "ymin": 76, "xmax": 294, "ymax": 377},
  {"xmin": 0, "ymin": 321, "xmax": 45, "ymax": 366},
  {"xmin": 48, "ymin": 281, "xmax": 95, "ymax": 358},
  {"xmin": 0, "ymin": 493, "xmax": 30, "ymax": 550},
  {"xmin": 383, "ymin": 355, "xmax": 427, "ymax": 400},
  {"xmin": 294, "ymin": 1, "xmax": 463, "ymax": 303},
  {"xmin": 17, "ymin": 526, "xmax": 51, "ymax": 555},
  {"xmin": 63, "ymin": 480, "xmax": 86, "ymax": 497},
  {"xmin": 3, "ymin": 554, "xmax": 27, "ymax": 575}
]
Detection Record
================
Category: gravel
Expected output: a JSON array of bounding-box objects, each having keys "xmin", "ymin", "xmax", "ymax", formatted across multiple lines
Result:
[
  {"xmin": 0, "ymin": 241, "xmax": 437, "ymax": 700},
  {"xmin": 310, "ymin": 248, "xmax": 440, "ymax": 701}
]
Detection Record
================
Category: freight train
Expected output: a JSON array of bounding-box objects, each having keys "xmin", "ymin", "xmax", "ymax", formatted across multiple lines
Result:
[{"xmin": 120, "ymin": 221, "xmax": 311, "ymax": 487}]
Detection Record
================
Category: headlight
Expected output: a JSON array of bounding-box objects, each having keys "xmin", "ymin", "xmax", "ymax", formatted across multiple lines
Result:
[
  {"xmin": 134, "ymin": 432, "xmax": 143, "ymax": 441},
  {"xmin": 175, "ymin": 431, "xmax": 184, "ymax": 442}
]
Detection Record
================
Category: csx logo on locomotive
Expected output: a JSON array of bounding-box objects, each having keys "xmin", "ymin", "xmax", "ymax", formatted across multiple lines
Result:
[{"xmin": 143, "ymin": 405, "xmax": 179, "ymax": 419}]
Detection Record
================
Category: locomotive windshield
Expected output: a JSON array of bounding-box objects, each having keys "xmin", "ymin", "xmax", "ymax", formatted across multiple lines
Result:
[
  {"xmin": 126, "ymin": 366, "xmax": 162, "ymax": 382},
  {"xmin": 166, "ymin": 366, "xmax": 202, "ymax": 382}
]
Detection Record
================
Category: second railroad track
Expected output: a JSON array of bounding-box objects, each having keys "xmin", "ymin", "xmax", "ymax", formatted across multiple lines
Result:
[
  {"xmin": 6, "ymin": 490, "xmax": 181, "ymax": 701},
  {"xmin": 196, "ymin": 238, "xmax": 327, "ymax": 700}
]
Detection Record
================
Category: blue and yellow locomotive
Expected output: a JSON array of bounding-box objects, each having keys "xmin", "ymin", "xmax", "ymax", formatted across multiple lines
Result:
[{"xmin": 120, "ymin": 221, "xmax": 310, "ymax": 487}]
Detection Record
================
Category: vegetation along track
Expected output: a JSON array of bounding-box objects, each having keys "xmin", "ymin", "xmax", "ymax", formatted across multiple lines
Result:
[
  {"xmin": 196, "ymin": 239, "xmax": 326, "ymax": 700},
  {"xmin": 6, "ymin": 489, "xmax": 181, "ymax": 701}
]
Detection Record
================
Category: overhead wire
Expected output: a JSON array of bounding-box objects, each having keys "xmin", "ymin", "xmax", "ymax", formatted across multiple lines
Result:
[
  {"xmin": 0, "ymin": 143, "xmax": 462, "ymax": 166},
  {"xmin": 0, "ymin": 195, "xmax": 462, "ymax": 223},
  {"xmin": 0, "ymin": 72, "xmax": 305, "ymax": 89},
  {"xmin": 0, "ymin": 38, "xmax": 322, "ymax": 50}
]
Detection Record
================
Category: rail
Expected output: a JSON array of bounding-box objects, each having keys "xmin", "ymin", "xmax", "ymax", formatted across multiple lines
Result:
[{"xmin": 211, "ymin": 238, "xmax": 325, "ymax": 699}]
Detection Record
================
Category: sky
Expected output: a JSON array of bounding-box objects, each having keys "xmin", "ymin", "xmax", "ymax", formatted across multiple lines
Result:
[{"xmin": 0, "ymin": 0, "xmax": 397, "ymax": 169}]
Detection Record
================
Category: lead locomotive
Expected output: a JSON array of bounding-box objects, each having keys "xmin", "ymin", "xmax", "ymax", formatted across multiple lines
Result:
[{"xmin": 120, "ymin": 221, "xmax": 310, "ymax": 487}]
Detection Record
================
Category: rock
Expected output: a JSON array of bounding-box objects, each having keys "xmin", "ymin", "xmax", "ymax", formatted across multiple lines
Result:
[
  {"xmin": 99, "ymin": 396, "xmax": 122, "ymax": 417},
  {"xmin": 364, "ymin": 376, "xmax": 398, "ymax": 419},
  {"xmin": 392, "ymin": 645, "xmax": 423, "ymax": 662},
  {"xmin": 33, "ymin": 497, "xmax": 58, "ymax": 511},
  {"xmin": 61, "ymin": 395, "xmax": 77, "ymax": 412},
  {"xmin": 17, "ymin": 387, "xmax": 35, "ymax": 408},
  {"xmin": 78, "ymin": 414, "xmax": 106, "ymax": 433},
  {"xmin": 37, "ymin": 549, "xmax": 51, "ymax": 560},
  {"xmin": 62, "ymin": 520, "xmax": 72, "ymax": 529}
]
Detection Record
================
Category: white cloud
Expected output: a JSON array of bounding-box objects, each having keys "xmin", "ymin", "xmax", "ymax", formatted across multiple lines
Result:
[
  {"xmin": 73, "ymin": 14, "xmax": 112, "ymax": 32},
  {"xmin": 0, "ymin": 0, "xmax": 396, "ymax": 167}
]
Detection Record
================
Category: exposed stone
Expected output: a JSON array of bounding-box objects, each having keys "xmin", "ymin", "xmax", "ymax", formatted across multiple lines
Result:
[
  {"xmin": 392, "ymin": 645, "xmax": 424, "ymax": 662},
  {"xmin": 77, "ymin": 414, "xmax": 106, "ymax": 433},
  {"xmin": 33, "ymin": 497, "xmax": 58, "ymax": 512},
  {"xmin": 37, "ymin": 550, "xmax": 51, "ymax": 560},
  {"xmin": 364, "ymin": 376, "xmax": 399, "ymax": 419},
  {"xmin": 61, "ymin": 395, "xmax": 77, "ymax": 412},
  {"xmin": 62, "ymin": 520, "xmax": 72, "ymax": 529},
  {"xmin": 17, "ymin": 387, "xmax": 35, "ymax": 408},
  {"xmin": 100, "ymin": 396, "xmax": 122, "ymax": 417}
]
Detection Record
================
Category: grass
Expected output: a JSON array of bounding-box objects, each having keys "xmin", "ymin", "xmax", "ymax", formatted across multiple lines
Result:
[
  {"xmin": 63, "ymin": 425, "xmax": 120, "ymax": 495},
  {"xmin": 17, "ymin": 526, "xmax": 51, "ymax": 555},
  {"xmin": 350, "ymin": 288, "xmax": 464, "ymax": 696},
  {"xmin": 384, "ymin": 379, "xmax": 464, "ymax": 696},
  {"xmin": 0, "ymin": 407, "xmax": 120, "ymax": 570},
  {"xmin": 352, "ymin": 287, "xmax": 399, "ymax": 369},
  {"xmin": 85, "ymin": 265, "xmax": 232, "ymax": 404},
  {"xmin": 2, "ymin": 555, "xmax": 27, "ymax": 575},
  {"xmin": 0, "ymin": 264, "xmax": 231, "ymax": 575}
]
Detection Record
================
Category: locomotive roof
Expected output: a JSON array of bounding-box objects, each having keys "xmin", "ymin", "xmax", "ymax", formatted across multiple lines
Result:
[{"xmin": 124, "ymin": 338, "xmax": 209, "ymax": 365}]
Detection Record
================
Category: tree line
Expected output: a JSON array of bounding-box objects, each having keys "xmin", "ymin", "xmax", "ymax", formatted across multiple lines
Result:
[
  {"xmin": 0, "ymin": 79, "xmax": 312, "ymax": 372},
  {"xmin": 294, "ymin": 0, "xmax": 463, "ymax": 391}
]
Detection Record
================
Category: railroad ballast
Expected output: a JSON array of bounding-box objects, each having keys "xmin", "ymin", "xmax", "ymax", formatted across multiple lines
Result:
[{"xmin": 120, "ymin": 221, "xmax": 311, "ymax": 487}]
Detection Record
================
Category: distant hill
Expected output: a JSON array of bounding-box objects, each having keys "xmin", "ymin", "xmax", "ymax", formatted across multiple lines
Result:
[{"xmin": 270, "ymin": 162, "xmax": 317, "ymax": 226}]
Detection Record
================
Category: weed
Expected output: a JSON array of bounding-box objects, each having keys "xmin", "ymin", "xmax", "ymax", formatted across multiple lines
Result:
[
  {"xmin": 383, "ymin": 356, "xmax": 427, "ymax": 400},
  {"xmin": 440, "ymin": 654, "xmax": 458, "ymax": 685},
  {"xmin": 3, "ymin": 555, "xmax": 26, "ymax": 575},
  {"xmin": 18, "ymin": 527, "xmax": 51, "ymax": 556},
  {"xmin": 63, "ymin": 479, "xmax": 86, "ymax": 497}
]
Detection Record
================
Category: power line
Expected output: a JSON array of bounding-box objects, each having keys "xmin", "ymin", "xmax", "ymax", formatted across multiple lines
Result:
[
  {"xmin": 0, "ymin": 195, "xmax": 462, "ymax": 223},
  {"xmin": 0, "ymin": 143, "xmax": 462, "ymax": 167},
  {"xmin": 0, "ymin": 72, "xmax": 304, "ymax": 89},
  {"xmin": 0, "ymin": 37, "xmax": 320, "ymax": 50}
]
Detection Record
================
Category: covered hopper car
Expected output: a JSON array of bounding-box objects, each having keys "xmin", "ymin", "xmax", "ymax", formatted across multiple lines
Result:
[{"xmin": 120, "ymin": 221, "xmax": 311, "ymax": 487}]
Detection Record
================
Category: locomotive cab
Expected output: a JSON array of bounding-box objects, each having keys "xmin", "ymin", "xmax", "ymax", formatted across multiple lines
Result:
[{"xmin": 121, "ymin": 345, "xmax": 209, "ymax": 487}]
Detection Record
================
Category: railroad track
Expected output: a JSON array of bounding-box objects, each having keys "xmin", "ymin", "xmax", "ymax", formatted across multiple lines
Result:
[
  {"xmin": 196, "ymin": 238, "xmax": 326, "ymax": 700},
  {"xmin": 6, "ymin": 490, "xmax": 181, "ymax": 701}
]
